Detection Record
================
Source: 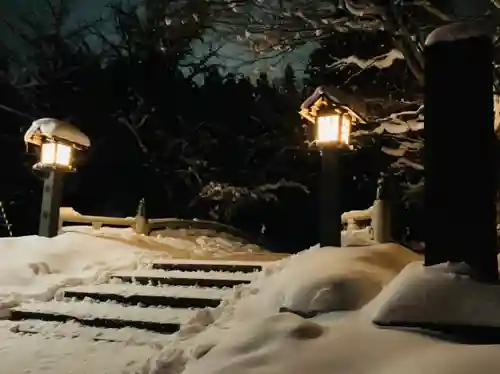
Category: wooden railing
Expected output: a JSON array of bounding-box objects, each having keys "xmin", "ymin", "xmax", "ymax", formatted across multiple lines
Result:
[{"xmin": 59, "ymin": 207, "xmax": 274, "ymax": 249}]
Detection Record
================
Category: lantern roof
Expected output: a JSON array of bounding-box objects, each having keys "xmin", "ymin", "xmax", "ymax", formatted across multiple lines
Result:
[
  {"xmin": 300, "ymin": 86, "xmax": 367, "ymax": 124},
  {"xmin": 24, "ymin": 118, "xmax": 91, "ymax": 149}
]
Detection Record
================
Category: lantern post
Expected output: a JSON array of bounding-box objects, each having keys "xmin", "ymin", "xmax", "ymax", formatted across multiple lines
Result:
[
  {"xmin": 300, "ymin": 87, "xmax": 364, "ymax": 248},
  {"xmin": 316, "ymin": 108, "xmax": 352, "ymax": 247},
  {"xmin": 24, "ymin": 118, "xmax": 90, "ymax": 238}
]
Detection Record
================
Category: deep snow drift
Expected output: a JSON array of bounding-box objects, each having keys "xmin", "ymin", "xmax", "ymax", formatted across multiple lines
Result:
[
  {"xmin": 3, "ymin": 227, "xmax": 500, "ymax": 374},
  {"xmin": 143, "ymin": 244, "xmax": 500, "ymax": 374},
  {"xmin": 0, "ymin": 226, "xmax": 276, "ymax": 374},
  {"xmin": 0, "ymin": 232, "xmax": 157, "ymax": 312},
  {"xmin": 143, "ymin": 243, "xmax": 421, "ymax": 374},
  {"xmin": 0, "ymin": 226, "xmax": 275, "ymax": 313}
]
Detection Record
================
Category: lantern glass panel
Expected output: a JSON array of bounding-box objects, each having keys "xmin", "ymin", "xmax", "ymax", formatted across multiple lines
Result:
[
  {"xmin": 316, "ymin": 113, "xmax": 352, "ymax": 145},
  {"xmin": 41, "ymin": 142, "xmax": 72, "ymax": 168}
]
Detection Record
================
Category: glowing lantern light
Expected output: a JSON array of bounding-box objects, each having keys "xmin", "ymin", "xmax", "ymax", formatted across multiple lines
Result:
[
  {"xmin": 316, "ymin": 111, "xmax": 352, "ymax": 146},
  {"xmin": 40, "ymin": 141, "xmax": 73, "ymax": 169}
]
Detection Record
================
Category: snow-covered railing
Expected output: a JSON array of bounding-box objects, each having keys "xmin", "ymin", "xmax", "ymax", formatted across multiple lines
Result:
[
  {"xmin": 341, "ymin": 206, "xmax": 373, "ymax": 231},
  {"xmin": 60, "ymin": 207, "xmax": 215, "ymax": 233},
  {"xmin": 341, "ymin": 202, "xmax": 391, "ymax": 245},
  {"xmin": 58, "ymin": 207, "xmax": 266, "ymax": 246},
  {"xmin": 340, "ymin": 206, "xmax": 375, "ymax": 247},
  {"xmin": 60, "ymin": 207, "xmax": 139, "ymax": 230}
]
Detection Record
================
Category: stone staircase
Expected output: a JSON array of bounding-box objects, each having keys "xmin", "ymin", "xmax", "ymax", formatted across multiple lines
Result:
[{"xmin": 7, "ymin": 259, "xmax": 268, "ymax": 337}]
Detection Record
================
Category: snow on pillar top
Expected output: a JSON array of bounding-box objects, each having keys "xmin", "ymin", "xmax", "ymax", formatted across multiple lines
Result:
[{"xmin": 425, "ymin": 19, "xmax": 493, "ymax": 47}]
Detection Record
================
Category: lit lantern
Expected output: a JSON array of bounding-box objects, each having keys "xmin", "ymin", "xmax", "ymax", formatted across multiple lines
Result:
[
  {"xmin": 24, "ymin": 118, "xmax": 91, "ymax": 171},
  {"xmin": 315, "ymin": 109, "xmax": 352, "ymax": 146},
  {"xmin": 24, "ymin": 118, "xmax": 91, "ymax": 238},
  {"xmin": 299, "ymin": 86, "xmax": 366, "ymax": 248},
  {"xmin": 299, "ymin": 85, "xmax": 365, "ymax": 148},
  {"xmin": 40, "ymin": 141, "xmax": 73, "ymax": 169}
]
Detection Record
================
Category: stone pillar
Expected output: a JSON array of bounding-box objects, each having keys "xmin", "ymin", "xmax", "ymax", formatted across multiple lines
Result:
[
  {"xmin": 135, "ymin": 198, "xmax": 150, "ymax": 235},
  {"xmin": 424, "ymin": 19, "xmax": 498, "ymax": 281}
]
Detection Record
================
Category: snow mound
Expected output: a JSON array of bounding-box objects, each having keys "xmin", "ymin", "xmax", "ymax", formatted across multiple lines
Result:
[
  {"xmin": 180, "ymin": 308, "xmax": 500, "ymax": 374},
  {"xmin": 173, "ymin": 257, "xmax": 500, "ymax": 374},
  {"xmin": 144, "ymin": 243, "xmax": 420, "ymax": 374},
  {"xmin": 371, "ymin": 261, "xmax": 500, "ymax": 329},
  {"xmin": 64, "ymin": 225, "xmax": 283, "ymax": 261},
  {"xmin": 426, "ymin": 20, "xmax": 492, "ymax": 46},
  {"xmin": 0, "ymin": 232, "xmax": 163, "ymax": 311}
]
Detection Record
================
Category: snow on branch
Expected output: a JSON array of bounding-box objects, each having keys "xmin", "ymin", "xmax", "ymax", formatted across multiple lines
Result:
[
  {"xmin": 199, "ymin": 179, "xmax": 309, "ymax": 202},
  {"xmin": 351, "ymin": 106, "xmax": 424, "ymax": 172},
  {"xmin": 373, "ymin": 105, "xmax": 424, "ymax": 134},
  {"xmin": 197, "ymin": 179, "xmax": 310, "ymax": 221},
  {"xmin": 327, "ymin": 49, "xmax": 404, "ymax": 71},
  {"xmin": 392, "ymin": 157, "xmax": 424, "ymax": 171}
]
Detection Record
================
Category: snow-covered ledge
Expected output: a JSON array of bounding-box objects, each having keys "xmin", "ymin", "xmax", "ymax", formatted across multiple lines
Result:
[
  {"xmin": 341, "ymin": 204, "xmax": 393, "ymax": 247},
  {"xmin": 341, "ymin": 206, "xmax": 375, "ymax": 247},
  {"xmin": 370, "ymin": 261, "xmax": 500, "ymax": 340}
]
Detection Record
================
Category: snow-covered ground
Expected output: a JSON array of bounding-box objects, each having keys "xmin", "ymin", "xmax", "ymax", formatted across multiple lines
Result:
[
  {"xmin": 2, "ymin": 225, "xmax": 500, "ymax": 374},
  {"xmin": 0, "ymin": 321, "xmax": 159, "ymax": 373},
  {"xmin": 0, "ymin": 226, "xmax": 278, "ymax": 311},
  {"xmin": 0, "ymin": 225, "xmax": 278, "ymax": 373},
  {"xmin": 0, "ymin": 232, "xmax": 156, "ymax": 312},
  {"xmin": 64, "ymin": 225, "xmax": 287, "ymax": 261},
  {"xmin": 143, "ymin": 244, "xmax": 500, "ymax": 374},
  {"xmin": 143, "ymin": 243, "xmax": 421, "ymax": 374}
]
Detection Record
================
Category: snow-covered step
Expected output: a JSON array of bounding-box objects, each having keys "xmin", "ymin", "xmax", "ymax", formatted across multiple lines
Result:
[
  {"xmin": 63, "ymin": 283, "xmax": 230, "ymax": 308},
  {"xmin": 0, "ymin": 325, "xmax": 159, "ymax": 374},
  {"xmin": 112, "ymin": 269, "xmax": 255, "ymax": 288},
  {"xmin": 151, "ymin": 259, "xmax": 268, "ymax": 273},
  {"xmin": 0, "ymin": 319, "xmax": 173, "ymax": 346},
  {"xmin": 10, "ymin": 300, "xmax": 196, "ymax": 334}
]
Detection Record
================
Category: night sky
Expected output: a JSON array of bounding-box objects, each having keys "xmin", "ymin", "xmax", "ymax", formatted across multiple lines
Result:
[{"xmin": 0, "ymin": 0, "xmax": 312, "ymax": 79}]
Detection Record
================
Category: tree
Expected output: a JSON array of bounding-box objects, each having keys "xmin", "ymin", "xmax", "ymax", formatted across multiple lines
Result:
[{"xmin": 305, "ymin": 30, "xmax": 422, "ymax": 117}]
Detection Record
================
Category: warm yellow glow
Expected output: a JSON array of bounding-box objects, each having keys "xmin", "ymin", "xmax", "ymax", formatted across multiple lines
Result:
[
  {"xmin": 41, "ymin": 142, "xmax": 72, "ymax": 168},
  {"xmin": 316, "ymin": 113, "xmax": 352, "ymax": 145}
]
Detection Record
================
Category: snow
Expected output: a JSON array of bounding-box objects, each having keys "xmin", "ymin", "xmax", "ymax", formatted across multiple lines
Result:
[
  {"xmin": 24, "ymin": 118, "xmax": 91, "ymax": 148},
  {"xmin": 0, "ymin": 319, "xmax": 173, "ymax": 346},
  {"xmin": 143, "ymin": 243, "xmax": 420, "ymax": 374},
  {"xmin": 0, "ymin": 227, "xmax": 279, "ymax": 374},
  {"xmin": 13, "ymin": 299, "xmax": 196, "ymax": 324},
  {"xmin": 371, "ymin": 261, "xmax": 500, "ymax": 328},
  {"xmin": 5, "ymin": 225, "xmax": 500, "ymax": 374},
  {"xmin": 63, "ymin": 225, "xmax": 285, "ymax": 261},
  {"xmin": 0, "ymin": 232, "xmax": 164, "ymax": 312},
  {"xmin": 181, "ymin": 310, "xmax": 500, "ymax": 374},
  {"xmin": 144, "ymin": 245, "xmax": 500, "ymax": 374},
  {"xmin": 63, "ymin": 283, "xmax": 233, "ymax": 300},
  {"xmin": 113, "ymin": 269, "xmax": 256, "ymax": 281},
  {"xmin": 0, "ymin": 227, "xmax": 270, "ymax": 313},
  {"xmin": 341, "ymin": 227, "xmax": 375, "ymax": 246},
  {"xmin": 426, "ymin": 20, "xmax": 491, "ymax": 46},
  {"xmin": 329, "ymin": 49, "xmax": 404, "ymax": 70},
  {"xmin": 0, "ymin": 324, "xmax": 157, "ymax": 374},
  {"xmin": 341, "ymin": 206, "xmax": 373, "ymax": 221},
  {"xmin": 151, "ymin": 258, "xmax": 273, "ymax": 267}
]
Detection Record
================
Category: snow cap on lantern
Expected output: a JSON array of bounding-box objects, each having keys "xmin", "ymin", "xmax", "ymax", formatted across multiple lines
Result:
[
  {"xmin": 24, "ymin": 118, "xmax": 91, "ymax": 171},
  {"xmin": 300, "ymin": 86, "xmax": 366, "ymax": 147}
]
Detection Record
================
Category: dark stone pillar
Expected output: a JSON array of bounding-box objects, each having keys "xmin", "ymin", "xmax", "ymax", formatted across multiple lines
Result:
[
  {"xmin": 320, "ymin": 147, "xmax": 342, "ymax": 247},
  {"xmin": 424, "ymin": 20, "xmax": 498, "ymax": 281},
  {"xmin": 39, "ymin": 170, "xmax": 64, "ymax": 238}
]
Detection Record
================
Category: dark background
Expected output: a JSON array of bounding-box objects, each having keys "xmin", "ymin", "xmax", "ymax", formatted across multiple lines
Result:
[{"xmin": 0, "ymin": 0, "xmax": 434, "ymax": 251}]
